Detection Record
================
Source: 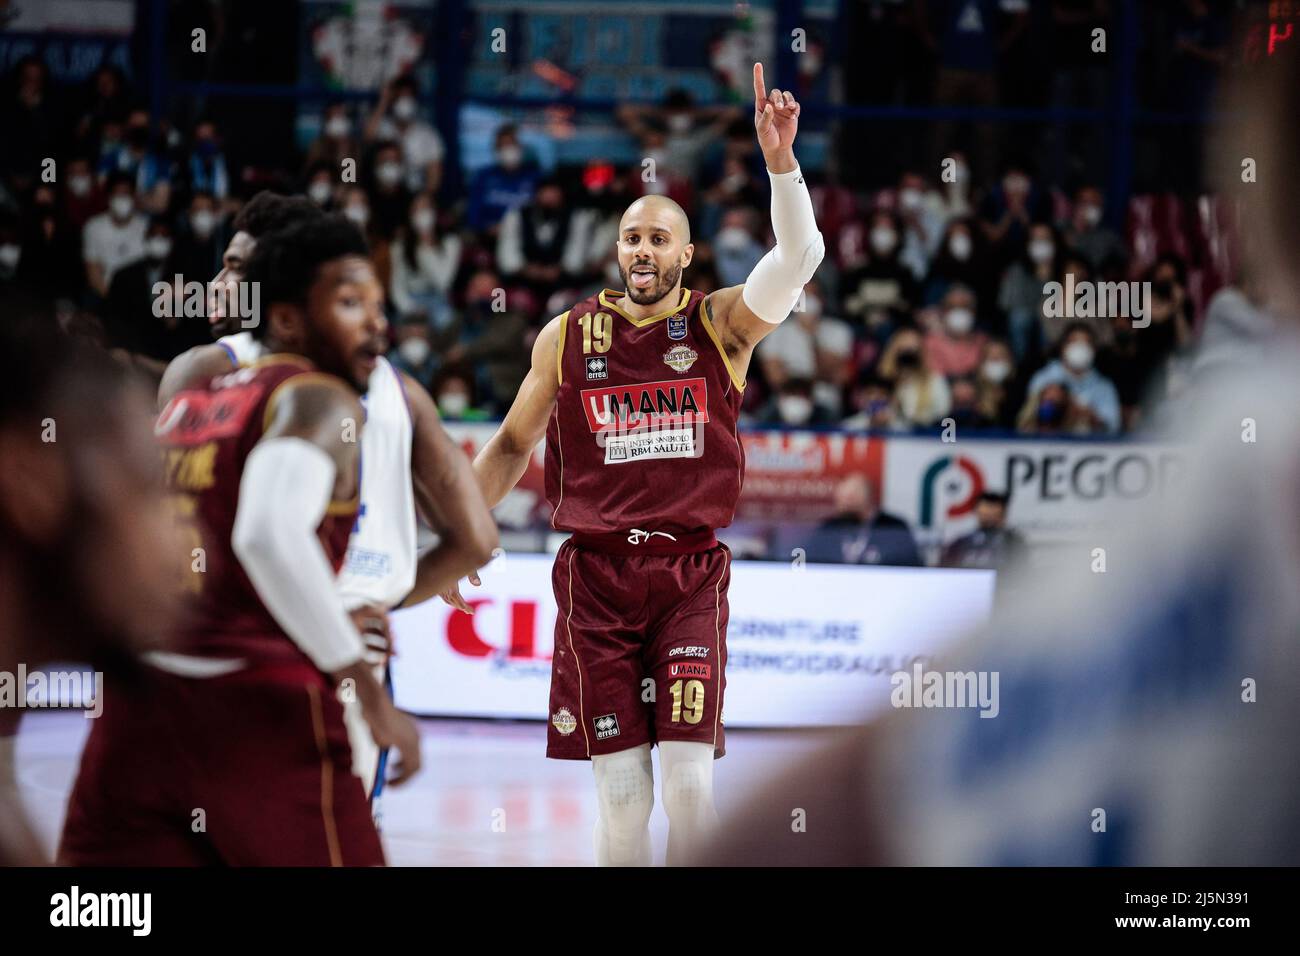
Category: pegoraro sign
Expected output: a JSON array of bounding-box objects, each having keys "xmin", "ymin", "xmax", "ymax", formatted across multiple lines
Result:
[{"xmin": 883, "ymin": 437, "xmax": 1186, "ymax": 548}]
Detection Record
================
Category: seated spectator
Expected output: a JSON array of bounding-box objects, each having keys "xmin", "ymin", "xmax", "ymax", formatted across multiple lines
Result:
[
  {"xmin": 803, "ymin": 474, "xmax": 922, "ymax": 567},
  {"xmin": 567, "ymin": 160, "xmax": 629, "ymax": 283},
  {"xmin": 339, "ymin": 185, "xmax": 373, "ymax": 236},
  {"xmin": 1016, "ymin": 379, "xmax": 1080, "ymax": 436},
  {"xmin": 172, "ymin": 190, "xmax": 224, "ymax": 282},
  {"xmin": 998, "ymin": 220, "xmax": 1061, "ymax": 362},
  {"xmin": 466, "ymin": 124, "xmax": 540, "ymax": 238},
  {"xmin": 185, "ymin": 120, "xmax": 230, "ymax": 203},
  {"xmin": 497, "ymin": 176, "xmax": 583, "ymax": 294},
  {"xmin": 923, "ymin": 216, "xmax": 994, "ymax": 308},
  {"xmin": 434, "ymin": 270, "xmax": 531, "ymax": 415},
  {"xmin": 755, "ymin": 377, "xmax": 838, "ymax": 428},
  {"xmin": 940, "ymin": 490, "xmax": 1027, "ymax": 570},
  {"xmin": 974, "ymin": 338, "xmax": 1024, "ymax": 428},
  {"xmin": 841, "ymin": 372, "xmax": 900, "ymax": 432},
  {"xmin": 893, "ymin": 170, "xmax": 950, "ymax": 281},
  {"xmin": 878, "ymin": 326, "xmax": 952, "ymax": 428},
  {"xmin": 61, "ymin": 155, "xmax": 105, "ymax": 232},
  {"xmin": 1020, "ymin": 322, "xmax": 1121, "ymax": 434},
  {"xmin": 98, "ymin": 110, "xmax": 172, "ymax": 215},
  {"xmin": 1059, "ymin": 184, "xmax": 1124, "ymax": 271},
  {"xmin": 712, "ymin": 207, "xmax": 766, "ymax": 289},
  {"xmin": 305, "ymin": 161, "xmax": 339, "ymax": 209},
  {"xmin": 432, "ymin": 373, "xmax": 492, "ymax": 422},
  {"xmin": 365, "ymin": 140, "xmax": 413, "ymax": 240},
  {"xmin": 924, "ymin": 283, "xmax": 987, "ymax": 379},
  {"xmin": 948, "ymin": 376, "xmax": 995, "ymax": 429},
  {"xmin": 756, "ymin": 283, "xmax": 854, "ymax": 414},
  {"xmin": 978, "ymin": 162, "xmax": 1052, "ymax": 263},
  {"xmin": 17, "ymin": 186, "xmax": 83, "ymax": 299},
  {"xmin": 106, "ymin": 220, "xmax": 206, "ymax": 363},
  {"xmin": 841, "ymin": 209, "xmax": 919, "ymax": 338},
  {"xmin": 83, "ymin": 172, "xmax": 147, "ymax": 299},
  {"xmin": 303, "ymin": 102, "xmax": 360, "ymax": 180},
  {"xmin": 389, "ymin": 319, "xmax": 438, "ymax": 390},
  {"xmin": 365, "ymin": 75, "xmax": 445, "ymax": 195},
  {"xmin": 1040, "ymin": 250, "xmax": 1112, "ymax": 348},
  {"xmin": 391, "ymin": 193, "xmax": 461, "ymax": 331}
]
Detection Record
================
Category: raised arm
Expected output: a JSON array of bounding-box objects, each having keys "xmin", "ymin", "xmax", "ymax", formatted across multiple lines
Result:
[
  {"xmin": 704, "ymin": 62, "xmax": 825, "ymax": 383},
  {"xmin": 394, "ymin": 369, "xmax": 499, "ymax": 608}
]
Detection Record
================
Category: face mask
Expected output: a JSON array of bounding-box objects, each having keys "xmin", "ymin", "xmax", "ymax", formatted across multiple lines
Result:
[
  {"xmin": 325, "ymin": 116, "xmax": 350, "ymax": 139},
  {"xmin": 399, "ymin": 337, "xmax": 431, "ymax": 366},
  {"xmin": 69, "ymin": 175, "xmax": 92, "ymax": 198},
  {"xmin": 377, "ymin": 162, "xmax": 403, "ymax": 187},
  {"xmin": 1081, "ymin": 205, "xmax": 1102, "ymax": 227},
  {"xmin": 870, "ymin": 227, "xmax": 897, "ymax": 255},
  {"xmin": 196, "ymin": 139, "xmax": 219, "ymax": 157},
  {"xmin": 778, "ymin": 396, "xmax": 813, "ymax": 425},
  {"xmin": 145, "ymin": 236, "xmax": 172, "ymax": 261},
  {"xmin": 109, "ymin": 195, "xmax": 134, "ymax": 220},
  {"xmin": 393, "ymin": 96, "xmax": 417, "ymax": 121},
  {"xmin": 1063, "ymin": 341, "xmax": 1094, "ymax": 371},
  {"xmin": 497, "ymin": 145, "xmax": 523, "ymax": 169},
  {"xmin": 724, "ymin": 172, "xmax": 747, "ymax": 192},
  {"xmin": 668, "ymin": 113, "xmax": 692, "ymax": 133},
  {"xmin": 1037, "ymin": 399, "xmax": 1062, "ymax": 424},
  {"xmin": 190, "ymin": 210, "xmax": 216, "ymax": 237},
  {"xmin": 344, "ymin": 204, "xmax": 369, "ymax": 226},
  {"xmin": 948, "ymin": 233, "xmax": 972, "ymax": 261},
  {"xmin": 894, "ymin": 350, "xmax": 921, "ymax": 371},
  {"xmin": 716, "ymin": 227, "xmax": 751, "ymax": 252},
  {"xmin": 981, "ymin": 359, "xmax": 1011, "ymax": 383},
  {"xmin": 439, "ymin": 392, "xmax": 469, "ymax": 418},
  {"xmin": 1028, "ymin": 239, "xmax": 1055, "ymax": 264},
  {"xmin": 308, "ymin": 181, "xmax": 333, "ymax": 205},
  {"xmin": 411, "ymin": 209, "xmax": 435, "ymax": 233},
  {"xmin": 898, "ymin": 188, "xmax": 923, "ymax": 212},
  {"xmin": 0, "ymin": 244, "xmax": 20, "ymax": 269},
  {"xmin": 945, "ymin": 307, "xmax": 974, "ymax": 335}
]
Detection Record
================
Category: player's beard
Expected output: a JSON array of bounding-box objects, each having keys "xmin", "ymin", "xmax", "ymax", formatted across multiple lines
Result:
[{"xmin": 625, "ymin": 260, "xmax": 683, "ymax": 305}]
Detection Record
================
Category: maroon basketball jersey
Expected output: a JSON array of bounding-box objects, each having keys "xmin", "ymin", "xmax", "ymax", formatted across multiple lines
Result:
[
  {"xmin": 155, "ymin": 354, "xmax": 358, "ymax": 666},
  {"xmin": 545, "ymin": 287, "xmax": 745, "ymax": 535}
]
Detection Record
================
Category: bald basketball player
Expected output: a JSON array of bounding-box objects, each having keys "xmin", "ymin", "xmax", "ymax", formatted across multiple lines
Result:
[{"xmin": 441, "ymin": 63, "xmax": 824, "ymax": 865}]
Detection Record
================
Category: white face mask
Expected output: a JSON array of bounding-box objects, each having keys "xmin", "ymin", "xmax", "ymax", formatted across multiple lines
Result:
[
  {"xmin": 190, "ymin": 210, "xmax": 216, "ymax": 237},
  {"xmin": 325, "ymin": 116, "xmax": 350, "ymax": 139},
  {"xmin": 399, "ymin": 337, "xmax": 431, "ymax": 366},
  {"xmin": 1063, "ymin": 341, "xmax": 1094, "ymax": 371},
  {"xmin": 393, "ymin": 96, "xmax": 417, "ymax": 121},
  {"xmin": 344, "ymin": 204, "xmax": 369, "ymax": 226},
  {"xmin": 0, "ymin": 244, "xmax": 20, "ymax": 269},
  {"xmin": 778, "ymin": 396, "xmax": 814, "ymax": 425},
  {"xmin": 377, "ymin": 162, "xmax": 403, "ymax": 187},
  {"xmin": 497, "ymin": 145, "xmax": 523, "ymax": 169},
  {"xmin": 439, "ymin": 391, "xmax": 470, "ymax": 417},
  {"xmin": 109, "ymin": 195, "xmax": 134, "ymax": 220},
  {"xmin": 308, "ymin": 181, "xmax": 333, "ymax": 205},
  {"xmin": 899, "ymin": 188, "xmax": 924, "ymax": 212},
  {"xmin": 1081, "ymin": 204, "xmax": 1103, "ymax": 227},
  {"xmin": 69, "ymin": 174, "xmax": 92, "ymax": 198},
  {"xmin": 411, "ymin": 208, "xmax": 435, "ymax": 233},
  {"xmin": 945, "ymin": 307, "xmax": 975, "ymax": 335},
  {"xmin": 948, "ymin": 232, "xmax": 972, "ymax": 261},
  {"xmin": 668, "ymin": 113, "xmax": 692, "ymax": 133},
  {"xmin": 145, "ymin": 236, "xmax": 172, "ymax": 261},
  {"xmin": 981, "ymin": 359, "xmax": 1012, "ymax": 383},
  {"xmin": 870, "ymin": 227, "xmax": 897, "ymax": 255},
  {"xmin": 1028, "ymin": 238, "xmax": 1055, "ymax": 264},
  {"xmin": 716, "ymin": 226, "xmax": 751, "ymax": 252}
]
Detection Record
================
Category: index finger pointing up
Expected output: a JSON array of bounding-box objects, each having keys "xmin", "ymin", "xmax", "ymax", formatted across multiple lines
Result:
[{"xmin": 753, "ymin": 62, "xmax": 767, "ymax": 111}]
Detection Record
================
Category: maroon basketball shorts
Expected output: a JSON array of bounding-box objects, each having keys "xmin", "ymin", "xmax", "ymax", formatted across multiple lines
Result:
[
  {"xmin": 59, "ymin": 656, "xmax": 384, "ymax": 866},
  {"xmin": 547, "ymin": 532, "xmax": 730, "ymax": 760}
]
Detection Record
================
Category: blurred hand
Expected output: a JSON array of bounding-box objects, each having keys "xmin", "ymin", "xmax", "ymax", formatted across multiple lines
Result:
[
  {"xmin": 349, "ymin": 603, "xmax": 392, "ymax": 667},
  {"xmin": 439, "ymin": 571, "xmax": 482, "ymax": 614}
]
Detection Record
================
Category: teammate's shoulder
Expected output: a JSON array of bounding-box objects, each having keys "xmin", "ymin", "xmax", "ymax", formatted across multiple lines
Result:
[
  {"xmin": 262, "ymin": 362, "xmax": 362, "ymax": 427},
  {"xmin": 158, "ymin": 340, "xmax": 240, "ymax": 407}
]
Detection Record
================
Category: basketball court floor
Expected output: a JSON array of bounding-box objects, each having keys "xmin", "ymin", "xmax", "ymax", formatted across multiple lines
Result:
[{"xmin": 12, "ymin": 710, "xmax": 833, "ymax": 865}]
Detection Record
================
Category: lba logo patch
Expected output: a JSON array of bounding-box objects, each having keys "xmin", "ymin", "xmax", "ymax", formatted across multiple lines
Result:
[
  {"xmin": 586, "ymin": 356, "xmax": 608, "ymax": 380},
  {"xmin": 594, "ymin": 714, "xmax": 620, "ymax": 740},
  {"xmin": 669, "ymin": 662, "xmax": 712, "ymax": 679},
  {"xmin": 667, "ymin": 313, "xmax": 688, "ymax": 341}
]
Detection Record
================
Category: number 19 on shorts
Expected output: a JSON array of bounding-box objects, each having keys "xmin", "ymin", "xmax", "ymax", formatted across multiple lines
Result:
[{"xmin": 669, "ymin": 679, "xmax": 705, "ymax": 724}]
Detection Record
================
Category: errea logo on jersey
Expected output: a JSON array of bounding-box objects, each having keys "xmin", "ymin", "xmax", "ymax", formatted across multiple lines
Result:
[{"xmin": 585, "ymin": 356, "xmax": 608, "ymax": 380}]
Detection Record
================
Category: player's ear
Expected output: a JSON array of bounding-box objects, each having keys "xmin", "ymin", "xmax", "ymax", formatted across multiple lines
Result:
[
  {"xmin": 681, "ymin": 242, "xmax": 694, "ymax": 269},
  {"xmin": 267, "ymin": 302, "xmax": 307, "ymax": 348}
]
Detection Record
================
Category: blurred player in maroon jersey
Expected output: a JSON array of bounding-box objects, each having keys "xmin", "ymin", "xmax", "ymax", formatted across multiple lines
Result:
[
  {"xmin": 0, "ymin": 311, "xmax": 182, "ymax": 865},
  {"xmin": 440, "ymin": 63, "xmax": 824, "ymax": 865},
  {"xmin": 59, "ymin": 215, "xmax": 421, "ymax": 866}
]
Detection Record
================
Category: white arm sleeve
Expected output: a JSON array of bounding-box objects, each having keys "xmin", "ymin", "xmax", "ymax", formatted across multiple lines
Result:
[
  {"xmin": 231, "ymin": 437, "xmax": 366, "ymax": 674},
  {"xmin": 741, "ymin": 165, "xmax": 826, "ymax": 324}
]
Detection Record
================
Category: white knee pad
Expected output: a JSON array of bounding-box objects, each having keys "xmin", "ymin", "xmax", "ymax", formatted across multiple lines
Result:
[
  {"xmin": 593, "ymin": 745, "xmax": 654, "ymax": 844},
  {"xmin": 659, "ymin": 741, "xmax": 716, "ymax": 824}
]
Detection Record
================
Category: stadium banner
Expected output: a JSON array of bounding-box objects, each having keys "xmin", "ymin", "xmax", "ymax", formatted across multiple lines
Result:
[
  {"xmin": 442, "ymin": 422, "xmax": 1183, "ymax": 549},
  {"xmin": 878, "ymin": 435, "xmax": 1186, "ymax": 549},
  {"xmin": 390, "ymin": 552, "xmax": 994, "ymax": 728}
]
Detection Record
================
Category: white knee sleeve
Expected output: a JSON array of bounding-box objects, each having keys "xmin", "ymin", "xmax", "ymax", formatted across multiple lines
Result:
[
  {"xmin": 592, "ymin": 745, "xmax": 654, "ymax": 865},
  {"xmin": 742, "ymin": 166, "xmax": 826, "ymax": 324},
  {"xmin": 659, "ymin": 741, "xmax": 715, "ymax": 822}
]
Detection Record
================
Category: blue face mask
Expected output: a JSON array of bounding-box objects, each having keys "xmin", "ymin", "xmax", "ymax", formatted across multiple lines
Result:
[{"xmin": 1037, "ymin": 399, "xmax": 1061, "ymax": 424}]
